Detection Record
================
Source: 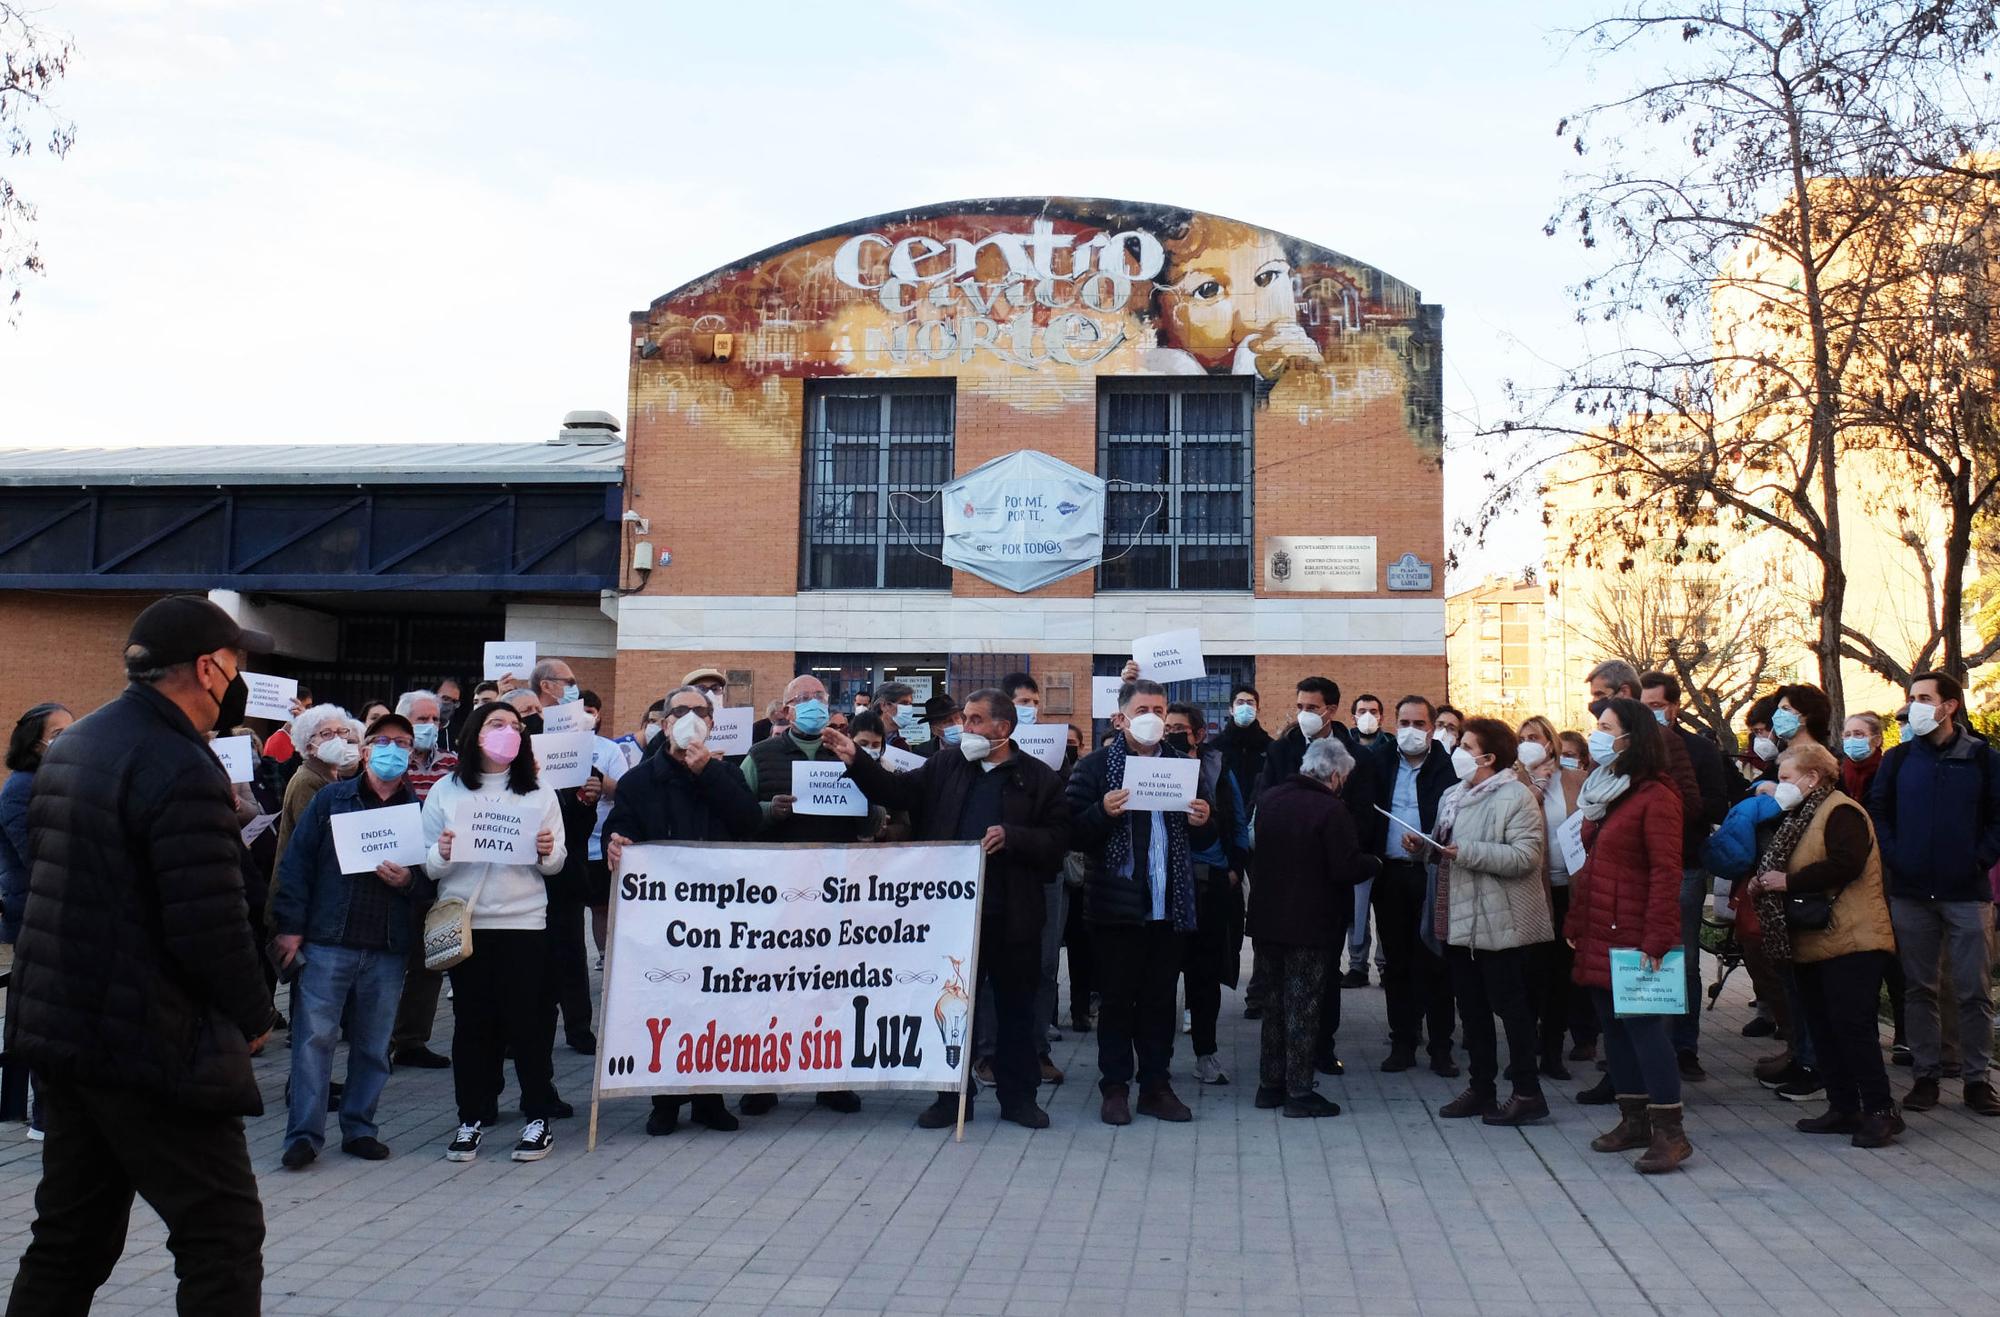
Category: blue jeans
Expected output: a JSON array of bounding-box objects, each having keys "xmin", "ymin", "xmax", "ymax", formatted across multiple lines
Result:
[
  {"xmin": 1349, "ymin": 877, "xmax": 1377, "ymax": 969},
  {"xmin": 286, "ymin": 943, "xmax": 405, "ymax": 1149},
  {"xmin": 1590, "ymin": 987, "xmax": 1681, "ymax": 1104},
  {"xmin": 1671, "ymin": 868, "xmax": 1706, "ymax": 1052}
]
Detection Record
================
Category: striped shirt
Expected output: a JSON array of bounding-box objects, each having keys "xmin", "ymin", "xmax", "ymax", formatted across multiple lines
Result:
[{"xmin": 406, "ymin": 751, "xmax": 460, "ymax": 803}]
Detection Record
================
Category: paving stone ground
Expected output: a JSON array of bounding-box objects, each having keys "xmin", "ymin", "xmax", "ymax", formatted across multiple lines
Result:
[{"xmin": 3, "ymin": 953, "xmax": 1999, "ymax": 1316}]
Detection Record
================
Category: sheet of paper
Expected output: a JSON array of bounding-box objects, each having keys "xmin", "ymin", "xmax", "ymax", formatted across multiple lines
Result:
[
  {"xmin": 451, "ymin": 796, "xmax": 538, "ymax": 865},
  {"xmin": 1133, "ymin": 628, "xmax": 1206, "ymax": 683},
  {"xmin": 242, "ymin": 673, "xmax": 298, "ymax": 722},
  {"xmin": 792, "ymin": 760, "xmax": 868, "ymax": 816},
  {"xmin": 210, "ymin": 735, "xmax": 255, "ymax": 783},
  {"xmin": 241, "ymin": 812, "xmax": 279, "ymax": 846},
  {"xmin": 1610, "ymin": 948, "xmax": 1687, "ymax": 1016},
  {"xmin": 882, "ymin": 746, "xmax": 927, "ymax": 773},
  {"xmin": 331, "ymin": 802, "xmax": 427, "ymax": 873},
  {"xmin": 707, "ymin": 707, "xmax": 754, "ymax": 755},
  {"xmin": 483, "ymin": 641, "xmax": 536, "ymax": 681},
  {"xmin": 532, "ymin": 731, "xmax": 594, "ymax": 789},
  {"xmin": 1557, "ymin": 811, "xmax": 1587, "ymax": 874},
  {"xmin": 1012, "ymin": 724, "xmax": 1069, "ymax": 771},
  {"xmin": 1374, "ymin": 804, "xmax": 1444, "ymax": 852},
  {"xmin": 1121, "ymin": 755, "xmax": 1200, "ymax": 812},
  {"xmin": 1091, "ymin": 676, "xmax": 1125, "ymax": 719},
  {"xmin": 538, "ymin": 701, "xmax": 590, "ymax": 736}
]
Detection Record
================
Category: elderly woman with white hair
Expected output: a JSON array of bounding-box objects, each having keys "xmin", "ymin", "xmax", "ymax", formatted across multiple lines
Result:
[
  {"xmin": 1246, "ymin": 736, "xmax": 1381, "ymax": 1117},
  {"xmin": 271, "ymin": 703, "xmax": 363, "ymax": 883}
]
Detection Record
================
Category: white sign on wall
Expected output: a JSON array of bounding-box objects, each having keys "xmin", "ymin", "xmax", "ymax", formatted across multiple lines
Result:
[
  {"xmin": 939, "ymin": 450, "xmax": 1106, "ymax": 593},
  {"xmin": 1263, "ymin": 536, "xmax": 1377, "ymax": 592}
]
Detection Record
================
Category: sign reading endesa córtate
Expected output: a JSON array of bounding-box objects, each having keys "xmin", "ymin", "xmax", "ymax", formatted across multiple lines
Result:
[
  {"xmin": 939, "ymin": 450, "xmax": 1106, "ymax": 593},
  {"xmin": 1263, "ymin": 536, "xmax": 1377, "ymax": 592},
  {"xmin": 597, "ymin": 843, "xmax": 984, "ymax": 1101}
]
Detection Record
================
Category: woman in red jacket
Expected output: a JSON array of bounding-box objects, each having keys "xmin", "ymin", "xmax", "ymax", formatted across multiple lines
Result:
[{"xmin": 1566, "ymin": 697, "xmax": 1691, "ymax": 1173}]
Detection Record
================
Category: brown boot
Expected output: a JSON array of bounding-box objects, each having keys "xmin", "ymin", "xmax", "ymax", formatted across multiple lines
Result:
[
  {"xmin": 1589, "ymin": 1095, "xmax": 1651, "ymax": 1152},
  {"xmin": 1636, "ymin": 1103, "xmax": 1693, "ymax": 1174},
  {"xmin": 1100, "ymin": 1084, "xmax": 1132, "ymax": 1126},
  {"xmin": 1136, "ymin": 1082, "xmax": 1192, "ymax": 1122}
]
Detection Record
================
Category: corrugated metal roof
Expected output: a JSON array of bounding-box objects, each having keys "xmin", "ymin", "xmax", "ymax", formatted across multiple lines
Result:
[{"xmin": 0, "ymin": 441, "xmax": 626, "ymax": 487}]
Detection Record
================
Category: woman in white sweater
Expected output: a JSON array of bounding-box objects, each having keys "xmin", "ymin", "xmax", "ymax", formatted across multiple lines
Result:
[{"xmin": 421, "ymin": 700, "xmax": 567, "ymax": 1164}]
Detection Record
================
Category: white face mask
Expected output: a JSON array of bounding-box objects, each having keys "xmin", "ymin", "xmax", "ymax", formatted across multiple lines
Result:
[
  {"xmin": 1434, "ymin": 727, "xmax": 1460, "ymax": 751},
  {"xmin": 860, "ymin": 744, "xmax": 883, "ymax": 761},
  {"xmin": 960, "ymin": 732, "xmax": 993, "ymax": 762},
  {"xmin": 1772, "ymin": 780, "xmax": 1805, "ymax": 811},
  {"xmin": 1354, "ymin": 711, "xmax": 1380, "ymax": 735},
  {"xmin": 1296, "ymin": 710, "xmax": 1326, "ymax": 739},
  {"xmin": 1517, "ymin": 741, "xmax": 1547, "ymax": 769},
  {"xmin": 1127, "ymin": 713, "xmax": 1165, "ymax": 747},
  {"xmin": 314, "ymin": 738, "xmax": 359, "ymax": 769},
  {"xmin": 670, "ymin": 711, "xmax": 707, "ymax": 751},
  {"xmin": 1906, "ymin": 701, "xmax": 1941, "ymax": 736},
  {"xmin": 1450, "ymin": 747, "xmax": 1480, "ymax": 781},
  {"xmin": 1396, "ymin": 726, "xmax": 1429, "ymax": 757},
  {"xmin": 1753, "ymin": 735, "xmax": 1780, "ymax": 761}
]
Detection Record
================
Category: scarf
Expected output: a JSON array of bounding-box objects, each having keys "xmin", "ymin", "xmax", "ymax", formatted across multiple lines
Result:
[
  {"xmin": 1576, "ymin": 766, "xmax": 1631, "ymax": 822},
  {"xmin": 1103, "ymin": 735, "xmax": 1196, "ymax": 933},
  {"xmin": 1750, "ymin": 781, "xmax": 1834, "ymax": 965},
  {"xmin": 1432, "ymin": 770, "xmax": 1516, "ymax": 941}
]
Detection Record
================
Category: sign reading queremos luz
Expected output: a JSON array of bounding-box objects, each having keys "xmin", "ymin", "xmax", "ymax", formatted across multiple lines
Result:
[
  {"xmin": 939, "ymin": 450, "xmax": 1106, "ymax": 592},
  {"xmin": 1263, "ymin": 536, "xmax": 1376, "ymax": 592}
]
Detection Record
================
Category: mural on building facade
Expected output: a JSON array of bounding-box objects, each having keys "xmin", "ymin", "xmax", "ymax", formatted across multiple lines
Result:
[{"xmin": 631, "ymin": 197, "xmax": 1443, "ymax": 452}]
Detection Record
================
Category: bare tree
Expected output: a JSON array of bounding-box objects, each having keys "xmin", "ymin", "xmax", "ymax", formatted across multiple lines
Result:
[
  {"xmin": 1477, "ymin": 1, "xmax": 2000, "ymax": 716},
  {"xmin": 2, "ymin": 4, "xmax": 75, "ymax": 319}
]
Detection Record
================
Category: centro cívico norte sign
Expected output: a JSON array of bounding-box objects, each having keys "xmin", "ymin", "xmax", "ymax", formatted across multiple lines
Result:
[{"xmin": 938, "ymin": 449, "xmax": 1106, "ymax": 593}]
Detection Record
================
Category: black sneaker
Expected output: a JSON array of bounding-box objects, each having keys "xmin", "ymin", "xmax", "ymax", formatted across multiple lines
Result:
[
  {"xmin": 1283, "ymin": 1091, "xmax": 1342, "ymax": 1118},
  {"xmin": 341, "ymin": 1136, "xmax": 391, "ymax": 1160},
  {"xmin": 1254, "ymin": 1085, "xmax": 1285, "ymax": 1109},
  {"xmin": 1341, "ymin": 969, "xmax": 1369, "ymax": 989},
  {"xmin": 1677, "ymin": 1049, "xmax": 1708, "ymax": 1082},
  {"xmin": 445, "ymin": 1122, "xmax": 483, "ymax": 1162},
  {"xmin": 512, "ymin": 1118, "xmax": 554, "ymax": 1162},
  {"xmin": 999, "ymin": 1102, "xmax": 1050, "ymax": 1129},
  {"xmin": 281, "ymin": 1139, "xmax": 316, "ymax": 1171},
  {"xmin": 1741, "ymin": 1016, "xmax": 1777, "ymax": 1038},
  {"xmin": 816, "ymin": 1090, "xmax": 862, "ymax": 1114},
  {"xmin": 544, "ymin": 1099, "xmax": 576, "ymax": 1120},
  {"xmin": 741, "ymin": 1093, "xmax": 779, "ymax": 1115},
  {"xmin": 1776, "ymin": 1069, "xmax": 1825, "ymax": 1102},
  {"xmin": 1891, "ymin": 1042, "xmax": 1913, "ymax": 1067},
  {"xmin": 689, "ymin": 1095, "xmax": 739, "ymax": 1131},
  {"xmin": 392, "ymin": 1047, "xmax": 451, "ymax": 1070},
  {"xmin": 567, "ymin": 1033, "xmax": 598, "ymax": 1056},
  {"xmin": 645, "ymin": 1103, "xmax": 679, "ymax": 1136}
]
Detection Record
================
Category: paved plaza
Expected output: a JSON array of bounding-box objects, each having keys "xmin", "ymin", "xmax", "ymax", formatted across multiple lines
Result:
[{"xmin": 4, "ymin": 960, "xmax": 1999, "ymax": 1317}]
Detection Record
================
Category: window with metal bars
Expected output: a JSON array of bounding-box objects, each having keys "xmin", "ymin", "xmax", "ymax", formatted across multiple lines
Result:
[
  {"xmin": 801, "ymin": 381, "xmax": 954, "ymax": 590},
  {"xmin": 1096, "ymin": 380, "xmax": 1254, "ymax": 591}
]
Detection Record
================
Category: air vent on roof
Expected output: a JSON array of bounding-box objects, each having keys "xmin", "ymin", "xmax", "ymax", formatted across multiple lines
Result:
[{"xmin": 549, "ymin": 410, "xmax": 622, "ymax": 446}]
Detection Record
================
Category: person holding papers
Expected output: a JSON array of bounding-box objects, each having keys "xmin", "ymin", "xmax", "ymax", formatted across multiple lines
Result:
[
  {"xmin": 420, "ymin": 700, "xmax": 568, "ymax": 1165},
  {"xmin": 1065, "ymin": 677, "xmax": 1218, "ymax": 1125},
  {"xmin": 1564, "ymin": 697, "xmax": 1691, "ymax": 1174},
  {"xmin": 270, "ymin": 712, "xmax": 425, "ymax": 1170},
  {"xmin": 1751, "ymin": 743, "xmax": 1899, "ymax": 1147},
  {"xmin": 603, "ymin": 684, "xmax": 762, "ymax": 1138},
  {"xmin": 1366, "ymin": 697, "xmax": 1460, "ymax": 1077},
  {"xmin": 825, "ymin": 689, "xmax": 1072, "ymax": 1130}
]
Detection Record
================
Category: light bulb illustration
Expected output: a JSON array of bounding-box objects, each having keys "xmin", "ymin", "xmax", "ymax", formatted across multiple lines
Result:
[{"xmin": 934, "ymin": 955, "xmax": 971, "ymax": 1067}]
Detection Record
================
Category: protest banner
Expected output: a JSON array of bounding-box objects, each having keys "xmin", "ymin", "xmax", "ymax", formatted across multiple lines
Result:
[
  {"xmin": 1091, "ymin": 676, "xmax": 1124, "ymax": 718},
  {"xmin": 450, "ymin": 796, "xmax": 537, "ymax": 865},
  {"xmin": 592, "ymin": 841, "xmax": 986, "ymax": 1146},
  {"xmin": 882, "ymin": 746, "xmax": 926, "ymax": 773},
  {"xmin": 539, "ymin": 701, "xmax": 590, "ymax": 736},
  {"xmin": 1121, "ymin": 756, "xmax": 1199, "ymax": 812},
  {"xmin": 1133, "ymin": 628, "xmax": 1205, "ymax": 682},
  {"xmin": 533, "ymin": 731, "xmax": 594, "ymax": 789},
  {"xmin": 331, "ymin": 803, "xmax": 426, "ymax": 873},
  {"xmin": 792, "ymin": 760, "xmax": 867, "ymax": 816},
  {"xmin": 210, "ymin": 734, "xmax": 255, "ymax": 784},
  {"xmin": 707, "ymin": 707, "xmax": 754, "ymax": 755},
  {"xmin": 1012, "ymin": 724, "xmax": 1068, "ymax": 770},
  {"xmin": 483, "ymin": 641, "xmax": 535, "ymax": 681},
  {"xmin": 242, "ymin": 673, "xmax": 298, "ymax": 722}
]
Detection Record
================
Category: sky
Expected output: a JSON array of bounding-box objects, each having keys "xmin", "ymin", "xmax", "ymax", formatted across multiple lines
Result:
[{"xmin": 0, "ymin": 0, "xmax": 1631, "ymax": 585}]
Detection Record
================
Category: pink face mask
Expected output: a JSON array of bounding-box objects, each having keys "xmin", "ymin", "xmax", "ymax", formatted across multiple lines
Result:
[{"xmin": 480, "ymin": 724, "xmax": 523, "ymax": 764}]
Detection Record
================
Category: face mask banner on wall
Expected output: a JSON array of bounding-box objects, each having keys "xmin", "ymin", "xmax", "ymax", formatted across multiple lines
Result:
[{"xmin": 932, "ymin": 450, "xmax": 1106, "ymax": 593}]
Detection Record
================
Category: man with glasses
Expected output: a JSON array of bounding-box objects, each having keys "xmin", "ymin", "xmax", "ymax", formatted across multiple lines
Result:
[
  {"xmin": 270, "ymin": 711, "xmax": 425, "ymax": 1170},
  {"xmin": 604, "ymin": 685, "xmax": 762, "ymax": 1135},
  {"xmin": 7, "ymin": 596, "xmax": 280, "ymax": 1315}
]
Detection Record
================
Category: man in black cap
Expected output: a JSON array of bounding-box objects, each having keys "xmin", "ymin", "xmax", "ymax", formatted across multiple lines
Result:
[{"xmin": 6, "ymin": 595, "xmax": 280, "ymax": 1316}]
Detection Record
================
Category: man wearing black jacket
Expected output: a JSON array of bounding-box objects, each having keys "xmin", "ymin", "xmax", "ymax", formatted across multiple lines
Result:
[
  {"xmin": 7, "ymin": 596, "xmax": 280, "ymax": 1317},
  {"xmin": 1370, "ymin": 695, "xmax": 1461, "ymax": 1076},
  {"xmin": 825, "ymin": 689, "xmax": 1071, "ymax": 1130},
  {"xmin": 603, "ymin": 684, "xmax": 763, "ymax": 1136},
  {"xmin": 1218, "ymin": 684, "xmax": 1274, "ymax": 1019},
  {"xmin": 1066, "ymin": 678, "xmax": 1219, "ymax": 1125}
]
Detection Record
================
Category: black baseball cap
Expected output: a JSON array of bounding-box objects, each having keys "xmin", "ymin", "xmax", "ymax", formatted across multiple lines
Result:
[
  {"xmin": 125, "ymin": 596, "xmax": 273, "ymax": 667},
  {"xmin": 365, "ymin": 712, "xmax": 415, "ymax": 741}
]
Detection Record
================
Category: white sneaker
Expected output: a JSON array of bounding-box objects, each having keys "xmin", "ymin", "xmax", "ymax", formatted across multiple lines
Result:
[
  {"xmin": 445, "ymin": 1122, "xmax": 482, "ymax": 1162},
  {"xmin": 513, "ymin": 1118, "xmax": 553, "ymax": 1162},
  {"xmin": 1194, "ymin": 1053, "xmax": 1229, "ymax": 1086},
  {"xmin": 25, "ymin": 1127, "xmax": 44, "ymax": 1143}
]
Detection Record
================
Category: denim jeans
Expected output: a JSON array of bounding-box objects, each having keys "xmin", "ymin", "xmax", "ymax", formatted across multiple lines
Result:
[
  {"xmin": 1348, "ymin": 877, "xmax": 1376, "ymax": 970},
  {"xmin": 285, "ymin": 942, "xmax": 406, "ymax": 1149},
  {"xmin": 1670, "ymin": 868, "xmax": 1706, "ymax": 1053},
  {"xmin": 1589, "ymin": 987, "xmax": 1681, "ymax": 1104}
]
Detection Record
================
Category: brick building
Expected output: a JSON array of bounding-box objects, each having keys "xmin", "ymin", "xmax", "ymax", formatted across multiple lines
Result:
[{"xmin": 610, "ymin": 197, "xmax": 1448, "ymax": 728}]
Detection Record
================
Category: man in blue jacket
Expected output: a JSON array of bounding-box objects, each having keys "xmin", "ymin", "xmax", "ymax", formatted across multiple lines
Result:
[
  {"xmin": 1867, "ymin": 671, "xmax": 2000, "ymax": 1117},
  {"xmin": 271, "ymin": 711, "xmax": 425, "ymax": 1168}
]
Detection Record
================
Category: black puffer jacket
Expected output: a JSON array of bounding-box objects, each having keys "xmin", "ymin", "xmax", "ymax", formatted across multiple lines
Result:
[
  {"xmin": 4, "ymin": 683, "xmax": 276, "ymax": 1115},
  {"xmin": 603, "ymin": 751, "xmax": 762, "ymax": 846}
]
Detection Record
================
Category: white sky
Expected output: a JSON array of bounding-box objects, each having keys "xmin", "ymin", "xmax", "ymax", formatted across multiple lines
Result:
[{"xmin": 0, "ymin": 0, "xmax": 1626, "ymax": 585}]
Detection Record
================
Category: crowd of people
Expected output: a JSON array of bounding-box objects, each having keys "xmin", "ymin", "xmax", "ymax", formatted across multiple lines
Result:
[{"xmin": 1, "ymin": 596, "xmax": 1997, "ymax": 1312}]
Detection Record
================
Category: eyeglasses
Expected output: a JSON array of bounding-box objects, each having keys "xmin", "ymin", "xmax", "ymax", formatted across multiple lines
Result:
[
  {"xmin": 668, "ymin": 705, "xmax": 713, "ymax": 720},
  {"xmin": 368, "ymin": 736, "xmax": 414, "ymax": 750}
]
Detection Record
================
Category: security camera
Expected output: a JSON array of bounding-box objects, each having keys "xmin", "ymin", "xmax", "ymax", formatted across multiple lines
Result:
[{"xmin": 621, "ymin": 511, "xmax": 651, "ymax": 534}]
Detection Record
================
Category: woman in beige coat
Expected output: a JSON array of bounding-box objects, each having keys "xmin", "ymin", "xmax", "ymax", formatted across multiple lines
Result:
[{"xmin": 1417, "ymin": 716, "xmax": 1552, "ymax": 1125}]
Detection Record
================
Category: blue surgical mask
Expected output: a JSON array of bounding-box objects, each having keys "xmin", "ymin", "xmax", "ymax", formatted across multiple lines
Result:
[
  {"xmin": 895, "ymin": 704, "xmax": 919, "ymax": 728},
  {"xmin": 1559, "ymin": 754, "xmax": 1581, "ymax": 771},
  {"xmin": 369, "ymin": 743, "xmax": 411, "ymax": 781},
  {"xmin": 1014, "ymin": 704, "xmax": 1037, "ymax": 726},
  {"xmin": 1842, "ymin": 736, "xmax": 1872, "ymax": 762},
  {"xmin": 1772, "ymin": 707, "xmax": 1801, "ymax": 740},
  {"xmin": 412, "ymin": 723, "xmax": 438, "ymax": 753},
  {"xmin": 1232, "ymin": 703, "xmax": 1257, "ymax": 727},
  {"xmin": 1652, "ymin": 708, "xmax": 1669, "ymax": 725},
  {"xmin": 941, "ymin": 724, "xmax": 963, "ymax": 746},
  {"xmin": 561, "ymin": 683, "xmax": 581, "ymax": 705},
  {"xmin": 792, "ymin": 699, "xmax": 829, "ymax": 736},
  {"xmin": 1587, "ymin": 730, "xmax": 1621, "ymax": 765}
]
